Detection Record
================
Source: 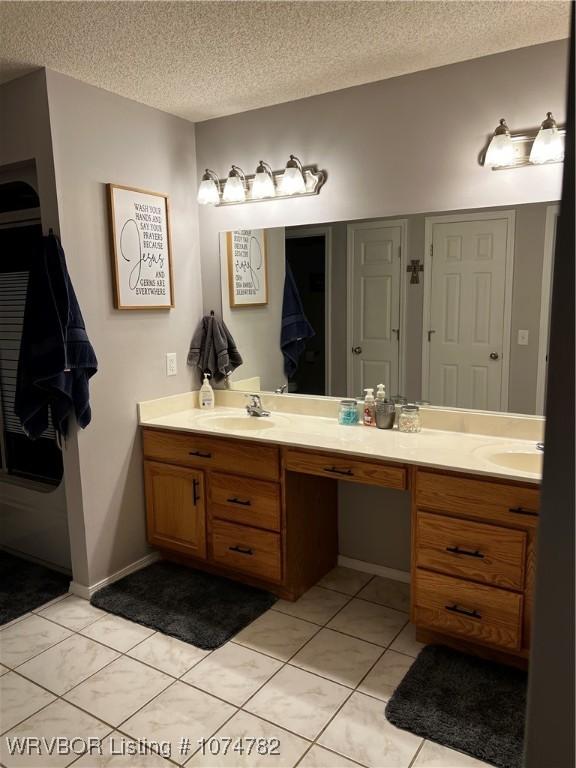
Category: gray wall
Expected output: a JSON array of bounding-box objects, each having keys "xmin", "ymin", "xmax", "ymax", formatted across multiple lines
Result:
[
  {"xmin": 197, "ymin": 41, "xmax": 567, "ymax": 573},
  {"xmin": 44, "ymin": 70, "xmax": 202, "ymax": 587}
]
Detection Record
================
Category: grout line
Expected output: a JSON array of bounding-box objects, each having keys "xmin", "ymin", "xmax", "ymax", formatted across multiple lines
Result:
[{"xmin": 407, "ymin": 738, "xmax": 426, "ymax": 768}]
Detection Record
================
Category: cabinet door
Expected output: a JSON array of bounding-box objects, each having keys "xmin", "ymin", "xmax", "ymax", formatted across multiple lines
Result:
[{"xmin": 144, "ymin": 460, "xmax": 206, "ymax": 558}]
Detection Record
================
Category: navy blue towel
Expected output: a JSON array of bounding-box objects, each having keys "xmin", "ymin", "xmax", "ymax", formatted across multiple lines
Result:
[
  {"xmin": 15, "ymin": 233, "xmax": 97, "ymax": 439},
  {"xmin": 280, "ymin": 262, "xmax": 315, "ymax": 378}
]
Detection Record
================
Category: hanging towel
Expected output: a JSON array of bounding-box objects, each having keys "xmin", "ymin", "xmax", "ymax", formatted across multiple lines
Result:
[
  {"xmin": 15, "ymin": 232, "xmax": 97, "ymax": 439},
  {"xmin": 187, "ymin": 313, "xmax": 243, "ymax": 381},
  {"xmin": 281, "ymin": 262, "xmax": 315, "ymax": 378}
]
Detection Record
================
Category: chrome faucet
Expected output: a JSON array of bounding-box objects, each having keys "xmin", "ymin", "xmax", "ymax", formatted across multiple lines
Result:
[
  {"xmin": 246, "ymin": 394, "xmax": 271, "ymax": 417},
  {"xmin": 275, "ymin": 383, "xmax": 288, "ymax": 394}
]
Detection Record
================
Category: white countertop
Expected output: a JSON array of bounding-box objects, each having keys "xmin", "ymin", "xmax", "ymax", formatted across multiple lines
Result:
[{"xmin": 139, "ymin": 404, "xmax": 542, "ymax": 485}]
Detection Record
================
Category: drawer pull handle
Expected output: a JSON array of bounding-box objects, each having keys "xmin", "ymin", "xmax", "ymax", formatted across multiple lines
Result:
[
  {"xmin": 509, "ymin": 506, "xmax": 538, "ymax": 517},
  {"xmin": 446, "ymin": 546, "xmax": 484, "ymax": 559},
  {"xmin": 192, "ymin": 478, "xmax": 200, "ymax": 506},
  {"xmin": 189, "ymin": 450, "xmax": 212, "ymax": 459},
  {"xmin": 227, "ymin": 497, "xmax": 251, "ymax": 506},
  {"xmin": 324, "ymin": 466, "xmax": 354, "ymax": 476},
  {"xmin": 445, "ymin": 603, "xmax": 482, "ymax": 620},
  {"xmin": 229, "ymin": 545, "xmax": 253, "ymax": 556}
]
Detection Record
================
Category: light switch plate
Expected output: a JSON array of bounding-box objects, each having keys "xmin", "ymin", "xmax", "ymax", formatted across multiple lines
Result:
[
  {"xmin": 517, "ymin": 330, "xmax": 529, "ymax": 346},
  {"xmin": 166, "ymin": 352, "xmax": 177, "ymax": 376}
]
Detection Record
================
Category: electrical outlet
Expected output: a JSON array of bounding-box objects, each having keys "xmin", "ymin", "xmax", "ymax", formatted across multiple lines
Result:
[
  {"xmin": 517, "ymin": 330, "xmax": 529, "ymax": 346},
  {"xmin": 166, "ymin": 352, "xmax": 177, "ymax": 376}
]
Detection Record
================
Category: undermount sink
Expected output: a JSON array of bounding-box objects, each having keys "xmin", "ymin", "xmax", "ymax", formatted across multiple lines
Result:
[
  {"xmin": 197, "ymin": 414, "xmax": 289, "ymax": 431},
  {"xmin": 474, "ymin": 443, "xmax": 543, "ymax": 474}
]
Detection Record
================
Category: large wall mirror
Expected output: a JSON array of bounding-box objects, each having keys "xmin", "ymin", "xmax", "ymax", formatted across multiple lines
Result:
[{"xmin": 219, "ymin": 201, "xmax": 559, "ymax": 415}]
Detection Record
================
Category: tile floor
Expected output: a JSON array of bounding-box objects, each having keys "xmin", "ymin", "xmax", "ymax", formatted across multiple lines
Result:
[{"xmin": 0, "ymin": 567, "xmax": 492, "ymax": 768}]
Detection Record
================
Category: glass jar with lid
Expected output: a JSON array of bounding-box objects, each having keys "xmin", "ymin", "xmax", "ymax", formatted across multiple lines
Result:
[
  {"xmin": 398, "ymin": 404, "xmax": 421, "ymax": 433},
  {"xmin": 338, "ymin": 399, "xmax": 359, "ymax": 426}
]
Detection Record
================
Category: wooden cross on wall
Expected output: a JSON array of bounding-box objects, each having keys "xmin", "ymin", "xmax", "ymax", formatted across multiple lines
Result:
[{"xmin": 407, "ymin": 259, "xmax": 424, "ymax": 284}]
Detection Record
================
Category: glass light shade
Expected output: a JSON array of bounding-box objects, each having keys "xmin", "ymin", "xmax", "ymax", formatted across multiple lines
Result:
[
  {"xmin": 222, "ymin": 174, "xmax": 246, "ymax": 203},
  {"xmin": 529, "ymin": 127, "xmax": 564, "ymax": 164},
  {"xmin": 280, "ymin": 166, "xmax": 306, "ymax": 195},
  {"xmin": 196, "ymin": 178, "xmax": 220, "ymax": 205},
  {"xmin": 252, "ymin": 170, "xmax": 276, "ymax": 199},
  {"xmin": 485, "ymin": 133, "xmax": 515, "ymax": 167}
]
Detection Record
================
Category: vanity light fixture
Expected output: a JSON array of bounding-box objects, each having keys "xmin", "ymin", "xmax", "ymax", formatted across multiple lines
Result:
[
  {"xmin": 529, "ymin": 112, "xmax": 565, "ymax": 164},
  {"xmin": 222, "ymin": 165, "xmax": 247, "ymax": 203},
  {"xmin": 252, "ymin": 160, "xmax": 276, "ymax": 199},
  {"xmin": 196, "ymin": 169, "xmax": 221, "ymax": 205},
  {"xmin": 279, "ymin": 155, "xmax": 307, "ymax": 195},
  {"xmin": 484, "ymin": 119, "xmax": 515, "ymax": 168}
]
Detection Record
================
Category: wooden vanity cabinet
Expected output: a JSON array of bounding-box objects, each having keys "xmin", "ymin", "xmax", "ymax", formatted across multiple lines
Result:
[{"xmin": 411, "ymin": 468, "xmax": 539, "ymax": 663}]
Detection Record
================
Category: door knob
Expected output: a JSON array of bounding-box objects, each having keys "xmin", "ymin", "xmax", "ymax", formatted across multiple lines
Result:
[
  {"xmin": 489, "ymin": 352, "xmax": 499, "ymax": 360},
  {"xmin": 352, "ymin": 346, "xmax": 362, "ymax": 354}
]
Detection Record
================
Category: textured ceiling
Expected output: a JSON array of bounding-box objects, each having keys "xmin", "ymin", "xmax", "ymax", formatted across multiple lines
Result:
[{"xmin": 0, "ymin": 1, "xmax": 571, "ymax": 122}]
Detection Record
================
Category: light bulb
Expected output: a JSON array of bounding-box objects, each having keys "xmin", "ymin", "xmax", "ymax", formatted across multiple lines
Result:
[
  {"xmin": 252, "ymin": 161, "xmax": 276, "ymax": 199},
  {"xmin": 222, "ymin": 167, "xmax": 246, "ymax": 203},
  {"xmin": 196, "ymin": 170, "xmax": 220, "ymax": 205},
  {"xmin": 485, "ymin": 119, "xmax": 514, "ymax": 167},
  {"xmin": 280, "ymin": 155, "xmax": 306, "ymax": 195},
  {"xmin": 530, "ymin": 113, "xmax": 564, "ymax": 164}
]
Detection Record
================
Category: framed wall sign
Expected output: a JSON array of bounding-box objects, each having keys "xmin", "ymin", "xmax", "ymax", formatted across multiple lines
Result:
[
  {"xmin": 226, "ymin": 229, "xmax": 268, "ymax": 307},
  {"xmin": 107, "ymin": 184, "xmax": 174, "ymax": 309}
]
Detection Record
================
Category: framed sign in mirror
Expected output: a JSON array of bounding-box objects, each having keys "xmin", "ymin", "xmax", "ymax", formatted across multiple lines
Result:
[
  {"xmin": 226, "ymin": 229, "xmax": 268, "ymax": 307},
  {"xmin": 107, "ymin": 183, "xmax": 174, "ymax": 309}
]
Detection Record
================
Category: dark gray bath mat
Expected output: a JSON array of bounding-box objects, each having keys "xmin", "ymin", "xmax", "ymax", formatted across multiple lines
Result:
[
  {"xmin": 91, "ymin": 561, "xmax": 277, "ymax": 649},
  {"xmin": 385, "ymin": 644, "xmax": 527, "ymax": 768},
  {"xmin": 0, "ymin": 550, "xmax": 70, "ymax": 625}
]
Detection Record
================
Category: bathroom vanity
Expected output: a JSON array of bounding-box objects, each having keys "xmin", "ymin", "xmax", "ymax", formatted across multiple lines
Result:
[{"xmin": 140, "ymin": 395, "xmax": 541, "ymax": 666}]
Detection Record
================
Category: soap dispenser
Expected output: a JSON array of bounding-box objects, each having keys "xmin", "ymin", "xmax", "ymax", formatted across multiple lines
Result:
[
  {"xmin": 363, "ymin": 388, "xmax": 376, "ymax": 426},
  {"xmin": 199, "ymin": 373, "xmax": 215, "ymax": 409},
  {"xmin": 375, "ymin": 383, "xmax": 395, "ymax": 429}
]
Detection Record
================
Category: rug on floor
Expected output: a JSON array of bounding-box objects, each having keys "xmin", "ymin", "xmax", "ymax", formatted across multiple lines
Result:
[
  {"xmin": 385, "ymin": 644, "xmax": 527, "ymax": 768},
  {"xmin": 90, "ymin": 561, "xmax": 277, "ymax": 650},
  {"xmin": 0, "ymin": 551, "xmax": 70, "ymax": 625}
]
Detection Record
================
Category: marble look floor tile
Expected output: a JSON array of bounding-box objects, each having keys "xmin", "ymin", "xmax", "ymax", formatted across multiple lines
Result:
[
  {"xmin": 357, "ymin": 578, "xmax": 410, "ymax": 613},
  {"xmin": 297, "ymin": 745, "xmax": 362, "ymax": 768},
  {"xmin": 38, "ymin": 595, "xmax": 106, "ymax": 631},
  {"xmin": 186, "ymin": 710, "xmax": 310, "ymax": 767},
  {"xmin": 0, "ymin": 664, "xmax": 9, "ymax": 676},
  {"xmin": 316, "ymin": 567, "xmax": 372, "ymax": 597},
  {"xmin": 0, "ymin": 672, "xmax": 55, "ymax": 734},
  {"xmin": 0, "ymin": 613, "xmax": 31, "ymax": 630},
  {"xmin": 81, "ymin": 614, "xmax": 155, "ymax": 652},
  {"xmin": 73, "ymin": 733, "xmax": 173, "ymax": 767},
  {"xmin": 244, "ymin": 665, "xmax": 350, "ymax": 741},
  {"xmin": 64, "ymin": 656, "xmax": 172, "ymax": 726},
  {"xmin": 357, "ymin": 650, "xmax": 414, "ymax": 702},
  {"xmin": 0, "ymin": 699, "xmax": 111, "ymax": 767},
  {"xmin": 273, "ymin": 587, "xmax": 350, "ymax": 625},
  {"xmin": 121, "ymin": 681, "xmax": 235, "ymax": 765},
  {"xmin": 0, "ymin": 615, "xmax": 72, "ymax": 668},
  {"xmin": 318, "ymin": 692, "xmax": 422, "ymax": 768},
  {"xmin": 17, "ymin": 634, "xmax": 119, "ymax": 695},
  {"xmin": 412, "ymin": 741, "xmax": 491, "ymax": 767},
  {"xmin": 182, "ymin": 642, "xmax": 281, "ymax": 706},
  {"xmin": 388, "ymin": 623, "xmax": 425, "ymax": 658},
  {"xmin": 290, "ymin": 628, "xmax": 383, "ymax": 688},
  {"xmin": 31, "ymin": 593, "xmax": 70, "ymax": 613},
  {"xmin": 127, "ymin": 632, "xmax": 210, "ymax": 677},
  {"xmin": 233, "ymin": 610, "xmax": 319, "ymax": 661},
  {"xmin": 327, "ymin": 599, "xmax": 408, "ymax": 647}
]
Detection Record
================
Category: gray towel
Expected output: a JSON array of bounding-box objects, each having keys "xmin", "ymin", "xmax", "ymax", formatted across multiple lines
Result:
[{"xmin": 187, "ymin": 314, "xmax": 243, "ymax": 381}]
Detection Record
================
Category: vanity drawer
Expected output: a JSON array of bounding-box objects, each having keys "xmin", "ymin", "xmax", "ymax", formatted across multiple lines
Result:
[
  {"xmin": 284, "ymin": 449, "xmax": 407, "ymax": 490},
  {"xmin": 415, "ymin": 511, "xmax": 526, "ymax": 590},
  {"xmin": 413, "ymin": 569, "xmax": 523, "ymax": 651},
  {"xmin": 142, "ymin": 429, "xmax": 280, "ymax": 481},
  {"xmin": 415, "ymin": 470, "xmax": 539, "ymax": 527},
  {"xmin": 211, "ymin": 520, "xmax": 282, "ymax": 582},
  {"xmin": 209, "ymin": 472, "xmax": 281, "ymax": 531}
]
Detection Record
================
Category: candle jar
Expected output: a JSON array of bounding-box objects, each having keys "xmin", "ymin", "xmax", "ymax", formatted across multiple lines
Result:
[
  {"xmin": 338, "ymin": 399, "xmax": 359, "ymax": 426},
  {"xmin": 398, "ymin": 405, "xmax": 421, "ymax": 433}
]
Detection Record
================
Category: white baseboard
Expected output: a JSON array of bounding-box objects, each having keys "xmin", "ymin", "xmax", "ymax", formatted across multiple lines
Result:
[
  {"xmin": 70, "ymin": 552, "xmax": 161, "ymax": 600},
  {"xmin": 338, "ymin": 555, "xmax": 411, "ymax": 584}
]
